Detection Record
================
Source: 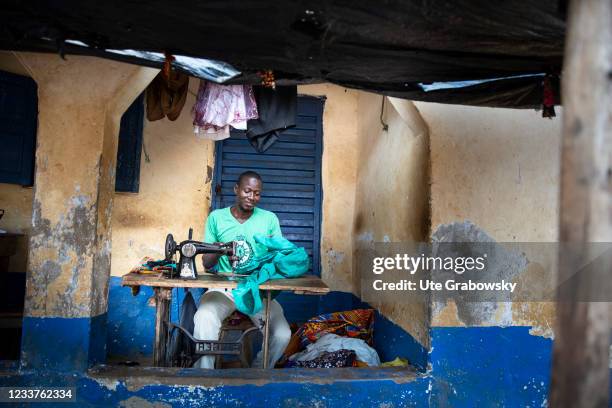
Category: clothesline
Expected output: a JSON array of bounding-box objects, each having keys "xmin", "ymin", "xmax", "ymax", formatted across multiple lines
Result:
[{"xmin": 145, "ymin": 71, "xmax": 298, "ymax": 153}]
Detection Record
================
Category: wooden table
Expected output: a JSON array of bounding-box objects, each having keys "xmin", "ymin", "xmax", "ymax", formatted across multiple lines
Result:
[{"xmin": 121, "ymin": 272, "xmax": 329, "ymax": 368}]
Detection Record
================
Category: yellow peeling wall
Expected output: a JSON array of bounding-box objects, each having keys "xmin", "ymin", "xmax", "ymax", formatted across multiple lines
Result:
[
  {"xmin": 0, "ymin": 183, "xmax": 33, "ymax": 272},
  {"xmin": 298, "ymin": 84, "xmax": 361, "ymax": 292},
  {"xmin": 110, "ymin": 78, "xmax": 215, "ymax": 276},
  {"xmin": 353, "ymin": 92, "xmax": 431, "ymax": 346},
  {"xmin": 416, "ymin": 102, "xmax": 562, "ymax": 336}
]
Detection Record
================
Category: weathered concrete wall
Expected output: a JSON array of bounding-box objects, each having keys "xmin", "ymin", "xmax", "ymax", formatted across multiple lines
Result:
[
  {"xmin": 417, "ymin": 103, "xmax": 561, "ymax": 407},
  {"xmin": 12, "ymin": 53, "xmax": 157, "ymax": 371},
  {"xmin": 110, "ymin": 78, "xmax": 215, "ymax": 277},
  {"xmin": 416, "ymin": 101, "xmax": 562, "ymax": 335},
  {"xmin": 299, "ymin": 84, "xmax": 361, "ymax": 292},
  {"xmin": 0, "ymin": 52, "xmax": 34, "ymax": 273},
  {"xmin": 0, "ymin": 51, "xmax": 30, "ymax": 76},
  {"xmin": 0, "ymin": 184, "xmax": 33, "ymax": 272},
  {"xmin": 421, "ymin": 103, "xmax": 561, "ymax": 242},
  {"xmin": 17, "ymin": 53, "xmax": 157, "ymax": 318},
  {"xmin": 353, "ymin": 93, "xmax": 431, "ymax": 348}
]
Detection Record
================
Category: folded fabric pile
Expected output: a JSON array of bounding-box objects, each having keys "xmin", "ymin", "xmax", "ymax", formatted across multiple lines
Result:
[
  {"xmin": 286, "ymin": 333, "xmax": 380, "ymax": 367},
  {"xmin": 285, "ymin": 349, "xmax": 356, "ymax": 368},
  {"xmin": 283, "ymin": 309, "xmax": 375, "ymax": 357},
  {"xmin": 231, "ymin": 234, "xmax": 310, "ymax": 315},
  {"xmin": 282, "ymin": 309, "xmax": 379, "ymax": 368},
  {"xmin": 192, "ymin": 81, "xmax": 258, "ymax": 140}
]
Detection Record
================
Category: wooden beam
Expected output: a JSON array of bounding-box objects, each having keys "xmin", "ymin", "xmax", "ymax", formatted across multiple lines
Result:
[
  {"xmin": 549, "ymin": 0, "xmax": 612, "ymax": 407},
  {"xmin": 153, "ymin": 288, "xmax": 172, "ymax": 367}
]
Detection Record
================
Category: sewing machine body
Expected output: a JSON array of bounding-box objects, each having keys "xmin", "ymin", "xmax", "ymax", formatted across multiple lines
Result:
[{"xmin": 165, "ymin": 229, "xmax": 236, "ymax": 279}]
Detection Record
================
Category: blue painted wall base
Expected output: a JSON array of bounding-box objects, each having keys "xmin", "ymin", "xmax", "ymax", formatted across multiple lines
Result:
[
  {"xmin": 10, "ymin": 279, "xmax": 564, "ymax": 406},
  {"xmin": 0, "ymin": 368, "xmax": 431, "ymax": 407},
  {"xmin": 429, "ymin": 326, "xmax": 553, "ymax": 407},
  {"xmin": 21, "ymin": 313, "xmax": 107, "ymax": 372}
]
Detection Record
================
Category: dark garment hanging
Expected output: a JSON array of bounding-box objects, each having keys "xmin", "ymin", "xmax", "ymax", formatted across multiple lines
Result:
[
  {"xmin": 146, "ymin": 70, "xmax": 189, "ymax": 121},
  {"xmin": 168, "ymin": 291, "xmax": 197, "ymax": 367},
  {"xmin": 246, "ymin": 86, "xmax": 297, "ymax": 153}
]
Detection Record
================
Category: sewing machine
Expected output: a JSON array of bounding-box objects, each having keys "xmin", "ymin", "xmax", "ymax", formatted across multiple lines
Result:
[{"xmin": 164, "ymin": 228, "xmax": 236, "ymax": 279}]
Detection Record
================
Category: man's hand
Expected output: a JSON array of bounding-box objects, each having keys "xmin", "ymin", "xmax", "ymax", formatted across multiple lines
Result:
[
  {"xmin": 226, "ymin": 241, "xmax": 239, "ymax": 264},
  {"xmin": 202, "ymin": 242, "xmax": 238, "ymax": 269},
  {"xmin": 202, "ymin": 242, "xmax": 225, "ymax": 270}
]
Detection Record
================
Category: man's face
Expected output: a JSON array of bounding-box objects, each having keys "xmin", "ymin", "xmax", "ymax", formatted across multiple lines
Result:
[{"xmin": 234, "ymin": 177, "xmax": 262, "ymax": 212}]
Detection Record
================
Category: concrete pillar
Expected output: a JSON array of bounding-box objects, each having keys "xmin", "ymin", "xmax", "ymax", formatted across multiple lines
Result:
[{"xmin": 15, "ymin": 53, "xmax": 158, "ymax": 371}]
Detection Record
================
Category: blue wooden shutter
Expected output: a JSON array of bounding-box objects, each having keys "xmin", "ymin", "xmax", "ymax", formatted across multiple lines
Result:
[
  {"xmin": 212, "ymin": 95, "xmax": 324, "ymax": 276},
  {"xmin": 115, "ymin": 93, "xmax": 144, "ymax": 193},
  {"xmin": 0, "ymin": 70, "xmax": 38, "ymax": 186}
]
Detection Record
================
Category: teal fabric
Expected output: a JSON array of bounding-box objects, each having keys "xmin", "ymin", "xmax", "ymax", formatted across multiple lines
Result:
[{"xmin": 232, "ymin": 234, "xmax": 310, "ymax": 315}]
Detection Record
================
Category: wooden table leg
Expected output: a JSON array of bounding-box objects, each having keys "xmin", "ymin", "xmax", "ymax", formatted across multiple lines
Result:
[
  {"xmin": 262, "ymin": 290, "xmax": 272, "ymax": 369},
  {"xmin": 153, "ymin": 287, "xmax": 172, "ymax": 367}
]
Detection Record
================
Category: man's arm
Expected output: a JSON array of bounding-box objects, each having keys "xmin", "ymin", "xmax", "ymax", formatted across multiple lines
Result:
[{"xmin": 202, "ymin": 214, "xmax": 222, "ymax": 270}]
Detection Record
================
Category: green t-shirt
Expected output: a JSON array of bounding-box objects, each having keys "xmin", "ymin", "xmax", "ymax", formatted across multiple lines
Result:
[{"xmin": 204, "ymin": 206, "xmax": 282, "ymax": 272}]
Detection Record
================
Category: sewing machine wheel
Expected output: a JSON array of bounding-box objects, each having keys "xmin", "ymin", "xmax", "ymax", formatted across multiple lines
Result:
[{"xmin": 165, "ymin": 234, "xmax": 177, "ymax": 261}]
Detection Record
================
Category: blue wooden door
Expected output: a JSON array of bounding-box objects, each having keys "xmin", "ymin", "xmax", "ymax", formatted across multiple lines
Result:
[{"xmin": 211, "ymin": 95, "xmax": 324, "ymax": 276}]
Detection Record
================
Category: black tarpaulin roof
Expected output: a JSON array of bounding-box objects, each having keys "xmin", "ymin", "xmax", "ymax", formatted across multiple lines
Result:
[{"xmin": 0, "ymin": 0, "xmax": 566, "ymax": 108}]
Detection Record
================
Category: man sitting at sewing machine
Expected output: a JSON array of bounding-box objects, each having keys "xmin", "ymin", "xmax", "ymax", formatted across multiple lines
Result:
[{"xmin": 193, "ymin": 170, "xmax": 291, "ymax": 369}]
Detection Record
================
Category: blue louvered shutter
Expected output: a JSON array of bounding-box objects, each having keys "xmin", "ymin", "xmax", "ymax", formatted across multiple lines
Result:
[
  {"xmin": 115, "ymin": 93, "xmax": 144, "ymax": 193},
  {"xmin": 212, "ymin": 95, "xmax": 324, "ymax": 276},
  {"xmin": 0, "ymin": 70, "xmax": 38, "ymax": 186}
]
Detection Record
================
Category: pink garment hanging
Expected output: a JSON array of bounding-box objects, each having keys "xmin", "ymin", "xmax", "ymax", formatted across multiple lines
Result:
[
  {"xmin": 194, "ymin": 124, "xmax": 230, "ymax": 141},
  {"xmin": 193, "ymin": 81, "xmax": 258, "ymax": 136}
]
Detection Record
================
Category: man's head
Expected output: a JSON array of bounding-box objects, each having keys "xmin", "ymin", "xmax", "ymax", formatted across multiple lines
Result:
[{"xmin": 234, "ymin": 171, "xmax": 262, "ymax": 212}]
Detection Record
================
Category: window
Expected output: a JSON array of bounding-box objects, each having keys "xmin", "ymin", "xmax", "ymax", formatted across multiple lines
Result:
[
  {"xmin": 115, "ymin": 93, "xmax": 145, "ymax": 193},
  {"xmin": 0, "ymin": 70, "xmax": 37, "ymax": 186},
  {"xmin": 0, "ymin": 72, "xmax": 144, "ymax": 192}
]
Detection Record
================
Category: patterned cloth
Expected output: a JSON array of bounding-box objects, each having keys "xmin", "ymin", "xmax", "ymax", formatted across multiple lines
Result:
[
  {"xmin": 285, "ymin": 333, "xmax": 380, "ymax": 367},
  {"xmin": 282, "ymin": 309, "xmax": 375, "ymax": 359},
  {"xmin": 193, "ymin": 80, "xmax": 258, "ymax": 137},
  {"xmin": 285, "ymin": 349, "xmax": 356, "ymax": 368}
]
